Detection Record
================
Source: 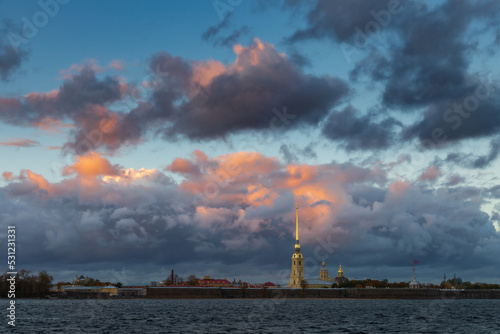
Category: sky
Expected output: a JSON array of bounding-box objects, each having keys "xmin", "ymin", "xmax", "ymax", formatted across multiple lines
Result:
[{"xmin": 0, "ymin": 0, "xmax": 500, "ymax": 285}]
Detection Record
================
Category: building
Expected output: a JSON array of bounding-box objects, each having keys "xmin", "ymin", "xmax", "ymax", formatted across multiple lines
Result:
[
  {"xmin": 288, "ymin": 205, "xmax": 305, "ymax": 288},
  {"xmin": 64, "ymin": 285, "xmax": 118, "ymax": 296},
  {"xmin": 73, "ymin": 275, "xmax": 91, "ymax": 285},
  {"xmin": 199, "ymin": 276, "xmax": 231, "ymax": 287},
  {"xmin": 262, "ymin": 282, "xmax": 275, "ymax": 288},
  {"xmin": 319, "ymin": 259, "xmax": 329, "ymax": 281},
  {"xmin": 333, "ymin": 264, "xmax": 349, "ymax": 284},
  {"xmin": 118, "ymin": 287, "xmax": 147, "ymax": 297},
  {"xmin": 288, "ymin": 205, "xmax": 349, "ymax": 288}
]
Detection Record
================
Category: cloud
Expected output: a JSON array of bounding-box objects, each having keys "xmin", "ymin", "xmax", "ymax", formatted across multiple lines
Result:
[
  {"xmin": 0, "ymin": 21, "xmax": 29, "ymax": 81},
  {"xmin": 0, "ymin": 66, "xmax": 141, "ymax": 154},
  {"xmin": 62, "ymin": 151, "xmax": 121, "ymax": 177},
  {"xmin": 445, "ymin": 174, "xmax": 464, "ymax": 186},
  {"xmin": 1, "ymin": 150, "xmax": 499, "ymax": 282},
  {"xmin": 435, "ymin": 137, "xmax": 500, "ymax": 169},
  {"xmin": 212, "ymin": 26, "xmax": 250, "ymax": 47},
  {"xmin": 201, "ymin": 13, "xmax": 232, "ymax": 41},
  {"xmin": 286, "ymin": 48, "xmax": 311, "ymax": 68},
  {"xmin": 142, "ymin": 38, "xmax": 349, "ymax": 141},
  {"xmin": 471, "ymin": 137, "xmax": 500, "ymax": 168},
  {"xmin": 279, "ymin": 143, "xmax": 317, "ymax": 164},
  {"xmin": 321, "ymin": 105, "xmax": 402, "ymax": 150},
  {"xmin": 2, "ymin": 172, "xmax": 13, "ymax": 181},
  {"xmin": 31, "ymin": 115, "xmax": 74, "ymax": 133},
  {"xmin": 166, "ymin": 158, "xmax": 201, "ymax": 176},
  {"xmin": 285, "ymin": 0, "xmax": 395, "ymax": 43},
  {"xmin": 0, "ymin": 138, "xmax": 40, "ymax": 147},
  {"xmin": 201, "ymin": 13, "xmax": 250, "ymax": 48},
  {"xmin": 418, "ymin": 166, "xmax": 441, "ymax": 182},
  {"xmin": 59, "ymin": 59, "xmax": 126, "ymax": 79},
  {"xmin": 283, "ymin": 0, "xmax": 500, "ymax": 147},
  {"xmin": 0, "ymin": 39, "xmax": 348, "ymax": 154}
]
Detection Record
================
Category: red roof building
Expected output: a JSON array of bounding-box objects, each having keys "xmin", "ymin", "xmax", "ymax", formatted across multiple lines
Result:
[
  {"xmin": 199, "ymin": 276, "xmax": 231, "ymax": 287},
  {"xmin": 262, "ymin": 282, "xmax": 276, "ymax": 287}
]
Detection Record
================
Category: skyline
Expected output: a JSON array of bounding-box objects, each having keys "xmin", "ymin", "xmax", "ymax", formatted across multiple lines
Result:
[{"xmin": 1, "ymin": 0, "xmax": 500, "ymax": 285}]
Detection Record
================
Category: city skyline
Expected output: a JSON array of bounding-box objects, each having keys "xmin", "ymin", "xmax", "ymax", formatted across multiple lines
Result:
[{"xmin": 1, "ymin": 0, "xmax": 500, "ymax": 285}]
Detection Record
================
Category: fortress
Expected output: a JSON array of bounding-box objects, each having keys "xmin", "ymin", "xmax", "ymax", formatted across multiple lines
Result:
[{"xmin": 288, "ymin": 205, "xmax": 349, "ymax": 288}]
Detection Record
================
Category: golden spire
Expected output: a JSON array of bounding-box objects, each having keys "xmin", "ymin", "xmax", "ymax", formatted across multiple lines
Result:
[
  {"xmin": 296, "ymin": 204, "xmax": 299, "ymax": 240},
  {"xmin": 295, "ymin": 204, "xmax": 300, "ymax": 249}
]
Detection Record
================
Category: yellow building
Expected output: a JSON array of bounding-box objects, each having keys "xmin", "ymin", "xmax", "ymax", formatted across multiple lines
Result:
[
  {"xmin": 288, "ymin": 205, "xmax": 304, "ymax": 288},
  {"xmin": 319, "ymin": 259, "xmax": 329, "ymax": 281},
  {"xmin": 287, "ymin": 205, "xmax": 349, "ymax": 288},
  {"xmin": 64, "ymin": 285, "xmax": 118, "ymax": 296},
  {"xmin": 101, "ymin": 286, "xmax": 119, "ymax": 296}
]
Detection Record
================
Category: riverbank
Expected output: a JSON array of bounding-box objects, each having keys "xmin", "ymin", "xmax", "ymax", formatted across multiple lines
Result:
[{"xmin": 146, "ymin": 287, "xmax": 500, "ymax": 299}]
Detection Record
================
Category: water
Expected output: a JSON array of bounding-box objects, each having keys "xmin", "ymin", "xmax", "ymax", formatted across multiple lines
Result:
[{"xmin": 4, "ymin": 299, "xmax": 500, "ymax": 333}]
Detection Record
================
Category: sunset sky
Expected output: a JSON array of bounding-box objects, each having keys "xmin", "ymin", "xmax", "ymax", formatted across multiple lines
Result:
[{"xmin": 1, "ymin": 0, "xmax": 500, "ymax": 285}]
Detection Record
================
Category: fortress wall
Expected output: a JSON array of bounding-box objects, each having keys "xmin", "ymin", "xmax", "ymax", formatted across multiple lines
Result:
[
  {"xmin": 147, "ymin": 287, "xmax": 222, "ymax": 299},
  {"xmin": 146, "ymin": 287, "xmax": 500, "ymax": 299},
  {"xmin": 65, "ymin": 291, "xmax": 110, "ymax": 299}
]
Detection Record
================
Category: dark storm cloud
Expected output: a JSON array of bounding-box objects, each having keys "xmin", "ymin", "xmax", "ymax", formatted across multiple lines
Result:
[
  {"xmin": 140, "ymin": 39, "xmax": 349, "ymax": 140},
  {"xmin": 435, "ymin": 137, "xmax": 500, "ymax": 169},
  {"xmin": 279, "ymin": 143, "xmax": 317, "ymax": 164},
  {"xmin": 402, "ymin": 84, "xmax": 500, "ymax": 148},
  {"xmin": 0, "ymin": 66, "xmax": 122, "ymax": 125},
  {"xmin": 0, "ymin": 66, "xmax": 142, "ymax": 154},
  {"xmin": 486, "ymin": 185, "xmax": 500, "ymax": 199},
  {"xmin": 212, "ymin": 26, "xmax": 250, "ymax": 47},
  {"xmin": 286, "ymin": 48, "xmax": 311, "ymax": 68},
  {"xmin": 322, "ymin": 105, "xmax": 402, "ymax": 150},
  {"xmin": 285, "ymin": 0, "xmax": 395, "ymax": 43},
  {"xmin": 0, "ymin": 39, "xmax": 349, "ymax": 153},
  {"xmin": 2, "ymin": 151, "xmax": 499, "ymax": 283},
  {"xmin": 202, "ymin": 12, "xmax": 250, "ymax": 48},
  {"xmin": 287, "ymin": 0, "xmax": 498, "ymax": 107},
  {"xmin": 0, "ymin": 21, "xmax": 28, "ymax": 81},
  {"xmin": 283, "ymin": 0, "xmax": 500, "ymax": 147},
  {"xmin": 201, "ymin": 13, "xmax": 232, "ymax": 41}
]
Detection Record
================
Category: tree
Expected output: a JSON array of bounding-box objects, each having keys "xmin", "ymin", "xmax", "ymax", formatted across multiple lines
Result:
[
  {"xmin": 187, "ymin": 275, "xmax": 199, "ymax": 285},
  {"xmin": 36, "ymin": 271, "xmax": 53, "ymax": 297},
  {"xmin": 165, "ymin": 274, "xmax": 180, "ymax": 286},
  {"xmin": 115, "ymin": 282, "xmax": 123, "ymax": 288},
  {"xmin": 0, "ymin": 270, "xmax": 53, "ymax": 298},
  {"xmin": 300, "ymin": 280, "xmax": 308, "ymax": 298}
]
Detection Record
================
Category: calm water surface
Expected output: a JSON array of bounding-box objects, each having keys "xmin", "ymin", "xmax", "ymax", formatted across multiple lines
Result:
[{"xmin": 5, "ymin": 299, "xmax": 500, "ymax": 333}]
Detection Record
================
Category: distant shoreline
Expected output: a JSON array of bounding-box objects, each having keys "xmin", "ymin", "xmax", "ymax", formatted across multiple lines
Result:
[
  {"xmin": 6, "ymin": 288, "xmax": 500, "ymax": 300},
  {"xmin": 144, "ymin": 287, "xmax": 500, "ymax": 300}
]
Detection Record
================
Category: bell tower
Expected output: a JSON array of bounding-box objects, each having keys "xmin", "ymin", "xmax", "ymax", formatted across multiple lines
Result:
[
  {"xmin": 288, "ymin": 204, "xmax": 304, "ymax": 288},
  {"xmin": 320, "ymin": 259, "xmax": 329, "ymax": 281}
]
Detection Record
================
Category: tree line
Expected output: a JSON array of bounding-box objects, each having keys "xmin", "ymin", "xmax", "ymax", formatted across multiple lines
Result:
[{"xmin": 0, "ymin": 270, "xmax": 53, "ymax": 298}]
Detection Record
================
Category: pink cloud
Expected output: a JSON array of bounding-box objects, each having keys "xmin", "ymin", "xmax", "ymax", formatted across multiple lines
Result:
[
  {"xmin": 45, "ymin": 146, "xmax": 63, "ymax": 150},
  {"xmin": 388, "ymin": 180, "xmax": 411, "ymax": 195},
  {"xmin": 63, "ymin": 151, "xmax": 121, "ymax": 178},
  {"xmin": 166, "ymin": 158, "xmax": 201, "ymax": 176},
  {"xmin": 446, "ymin": 173, "xmax": 464, "ymax": 186},
  {"xmin": 31, "ymin": 117, "xmax": 73, "ymax": 133},
  {"xmin": 59, "ymin": 59, "xmax": 126, "ymax": 79},
  {"xmin": 0, "ymin": 138, "xmax": 40, "ymax": 147},
  {"xmin": 419, "ymin": 166, "xmax": 442, "ymax": 182},
  {"xmin": 2, "ymin": 171, "xmax": 13, "ymax": 181}
]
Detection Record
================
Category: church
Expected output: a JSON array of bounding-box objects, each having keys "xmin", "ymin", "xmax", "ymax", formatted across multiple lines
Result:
[{"xmin": 288, "ymin": 205, "xmax": 349, "ymax": 288}]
